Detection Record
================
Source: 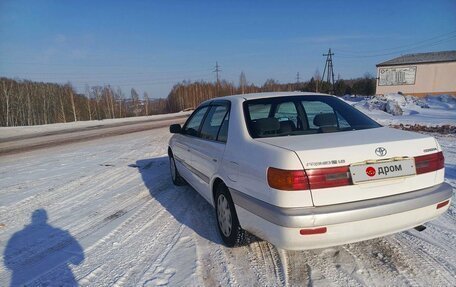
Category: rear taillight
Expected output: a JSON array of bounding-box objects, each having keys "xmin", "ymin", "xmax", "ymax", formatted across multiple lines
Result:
[
  {"xmin": 415, "ymin": 151, "xmax": 444, "ymax": 174},
  {"xmin": 267, "ymin": 166, "xmax": 352, "ymax": 190},
  {"xmin": 267, "ymin": 167, "xmax": 309, "ymax": 190},
  {"xmin": 306, "ymin": 166, "xmax": 352, "ymax": 189}
]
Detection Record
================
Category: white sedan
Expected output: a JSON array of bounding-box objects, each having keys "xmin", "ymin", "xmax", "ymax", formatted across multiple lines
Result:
[{"xmin": 168, "ymin": 92, "xmax": 452, "ymax": 250}]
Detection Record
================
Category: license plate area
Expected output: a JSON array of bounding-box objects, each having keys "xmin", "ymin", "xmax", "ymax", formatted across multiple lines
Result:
[{"xmin": 350, "ymin": 158, "xmax": 416, "ymax": 184}]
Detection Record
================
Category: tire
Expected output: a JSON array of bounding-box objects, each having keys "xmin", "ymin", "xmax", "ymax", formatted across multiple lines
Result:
[
  {"xmin": 215, "ymin": 183, "xmax": 245, "ymax": 247},
  {"xmin": 169, "ymin": 154, "xmax": 185, "ymax": 186}
]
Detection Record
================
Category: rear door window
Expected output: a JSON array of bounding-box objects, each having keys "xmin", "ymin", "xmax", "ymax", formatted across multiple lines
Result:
[
  {"xmin": 216, "ymin": 111, "xmax": 230, "ymax": 143},
  {"xmin": 200, "ymin": 105, "xmax": 229, "ymax": 141}
]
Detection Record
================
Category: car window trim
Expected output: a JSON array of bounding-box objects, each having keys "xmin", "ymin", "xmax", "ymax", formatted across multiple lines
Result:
[
  {"xmin": 182, "ymin": 105, "xmax": 211, "ymax": 138},
  {"xmin": 200, "ymin": 105, "xmax": 226, "ymax": 141},
  {"xmin": 243, "ymin": 95, "xmax": 381, "ymax": 139},
  {"xmin": 183, "ymin": 100, "xmax": 231, "ymax": 142},
  {"xmin": 215, "ymin": 110, "xmax": 229, "ymax": 143},
  {"xmin": 211, "ymin": 101, "xmax": 230, "ymax": 143}
]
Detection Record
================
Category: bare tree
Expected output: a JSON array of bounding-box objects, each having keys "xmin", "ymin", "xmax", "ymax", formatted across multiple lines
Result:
[
  {"xmin": 144, "ymin": 92, "xmax": 149, "ymax": 116},
  {"xmin": 131, "ymin": 88, "xmax": 141, "ymax": 116},
  {"xmin": 314, "ymin": 69, "xmax": 322, "ymax": 92},
  {"xmin": 84, "ymin": 85, "xmax": 92, "ymax": 121},
  {"xmin": 66, "ymin": 83, "xmax": 77, "ymax": 122},
  {"xmin": 1, "ymin": 79, "xmax": 12, "ymax": 126},
  {"xmin": 239, "ymin": 71, "xmax": 247, "ymax": 94}
]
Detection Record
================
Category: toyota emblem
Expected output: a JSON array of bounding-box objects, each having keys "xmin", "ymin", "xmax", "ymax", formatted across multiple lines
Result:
[{"xmin": 375, "ymin": 147, "xmax": 387, "ymax": 157}]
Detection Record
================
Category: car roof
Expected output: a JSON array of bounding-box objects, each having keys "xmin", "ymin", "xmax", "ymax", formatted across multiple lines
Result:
[{"xmin": 200, "ymin": 92, "xmax": 332, "ymax": 106}]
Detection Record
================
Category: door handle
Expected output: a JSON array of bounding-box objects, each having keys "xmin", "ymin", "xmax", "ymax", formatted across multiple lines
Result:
[{"xmin": 212, "ymin": 158, "xmax": 217, "ymax": 162}]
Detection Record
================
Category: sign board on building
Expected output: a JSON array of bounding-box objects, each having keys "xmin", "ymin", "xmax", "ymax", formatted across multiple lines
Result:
[{"xmin": 378, "ymin": 66, "xmax": 416, "ymax": 86}]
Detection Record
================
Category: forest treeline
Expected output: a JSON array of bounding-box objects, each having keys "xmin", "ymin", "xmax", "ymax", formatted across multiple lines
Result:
[
  {"xmin": 167, "ymin": 74, "xmax": 376, "ymax": 112},
  {"xmin": 0, "ymin": 74, "xmax": 375, "ymax": 126},
  {"xmin": 0, "ymin": 77, "xmax": 167, "ymax": 126}
]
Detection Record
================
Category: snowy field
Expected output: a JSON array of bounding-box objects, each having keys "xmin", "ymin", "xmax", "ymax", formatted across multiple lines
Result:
[{"xmin": 0, "ymin": 95, "xmax": 455, "ymax": 286}]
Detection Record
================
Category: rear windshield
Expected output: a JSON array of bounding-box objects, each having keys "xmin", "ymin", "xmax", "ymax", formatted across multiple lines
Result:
[{"xmin": 243, "ymin": 95, "xmax": 381, "ymax": 138}]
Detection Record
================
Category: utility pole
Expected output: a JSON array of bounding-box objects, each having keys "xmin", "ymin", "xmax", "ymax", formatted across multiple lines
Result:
[
  {"xmin": 296, "ymin": 72, "xmax": 300, "ymax": 83},
  {"xmin": 213, "ymin": 61, "xmax": 221, "ymax": 96},
  {"xmin": 321, "ymin": 48, "xmax": 335, "ymax": 94},
  {"xmin": 213, "ymin": 61, "xmax": 221, "ymax": 84}
]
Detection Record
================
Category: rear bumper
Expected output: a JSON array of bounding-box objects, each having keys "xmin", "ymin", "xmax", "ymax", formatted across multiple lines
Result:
[{"xmin": 230, "ymin": 182, "xmax": 453, "ymax": 250}]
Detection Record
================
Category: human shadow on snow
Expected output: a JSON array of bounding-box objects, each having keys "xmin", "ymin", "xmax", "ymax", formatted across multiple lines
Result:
[{"xmin": 4, "ymin": 209, "xmax": 84, "ymax": 287}]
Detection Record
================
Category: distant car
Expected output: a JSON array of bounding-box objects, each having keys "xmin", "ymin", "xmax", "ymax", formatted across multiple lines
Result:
[{"xmin": 168, "ymin": 92, "xmax": 452, "ymax": 250}]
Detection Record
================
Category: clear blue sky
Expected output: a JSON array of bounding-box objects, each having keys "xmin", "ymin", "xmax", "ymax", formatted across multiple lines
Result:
[{"xmin": 1, "ymin": 0, "xmax": 455, "ymax": 98}]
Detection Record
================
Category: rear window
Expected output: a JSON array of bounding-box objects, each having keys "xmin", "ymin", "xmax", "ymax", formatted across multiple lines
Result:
[{"xmin": 243, "ymin": 95, "xmax": 381, "ymax": 138}]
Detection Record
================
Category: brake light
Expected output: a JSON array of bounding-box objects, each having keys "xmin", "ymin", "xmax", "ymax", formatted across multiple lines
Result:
[
  {"xmin": 267, "ymin": 167, "xmax": 309, "ymax": 190},
  {"xmin": 267, "ymin": 166, "xmax": 352, "ymax": 190},
  {"xmin": 306, "ymin": 166, "xmax": 352, "ymax": 189},
  {"xmin": 415, "ymin": 151, "xmax": 444, "ymax": 174}
]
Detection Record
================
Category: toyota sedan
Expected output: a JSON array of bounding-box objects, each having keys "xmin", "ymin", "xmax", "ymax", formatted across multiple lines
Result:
[{"xmin": 168, "ymin": 92, "xmax": 452, "ymax": 250}]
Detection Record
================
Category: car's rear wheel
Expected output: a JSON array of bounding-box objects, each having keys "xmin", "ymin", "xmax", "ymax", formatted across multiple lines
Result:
[
  {"xmin": 169, "ymin": 154, "xmax": 185, "ymax": 186},
  {"xmin": 215, "ymin": 183, "xmax": 245, "ymax": 247}
]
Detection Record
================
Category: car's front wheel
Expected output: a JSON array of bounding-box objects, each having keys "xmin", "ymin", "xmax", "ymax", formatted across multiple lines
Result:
[
  {"xmin": 215, "ymin": 183, "xmax": 245, "ymax": 247},
  {"xmin": 169, "ymin": 154, "xmax": 185, "ymax": 186}
]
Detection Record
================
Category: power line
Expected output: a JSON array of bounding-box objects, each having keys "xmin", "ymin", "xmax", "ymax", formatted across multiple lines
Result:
[
  {"xmin": 337, "ymin": 30, "xmax": 456, "ymax": 55},
  {"xmin": 337, "ymin": 33, "xmax": 456, "ymax": 59},
  {"xmin": 12, "ymin": 73, "xmax": 212, "ymax": 82}
]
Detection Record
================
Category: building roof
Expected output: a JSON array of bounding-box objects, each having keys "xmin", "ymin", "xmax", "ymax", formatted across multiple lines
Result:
[{"xmin": 376, "ymin": 50, "xmax": 456, "ymax": 67}]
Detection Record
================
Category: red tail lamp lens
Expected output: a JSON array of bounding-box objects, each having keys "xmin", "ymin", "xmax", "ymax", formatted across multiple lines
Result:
[
  {"xmin": 268, "ymin": 166, "xmax": 352, "ymax": 190},
  {"xmin": 306, "ymin": 166, "xmax": 351, "ymax": 189},
  {"xmin": 415, "ymin": 151, "xmax": 444, "ymax": 174}
]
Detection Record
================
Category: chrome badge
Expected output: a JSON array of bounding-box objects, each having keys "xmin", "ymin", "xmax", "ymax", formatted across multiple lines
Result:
[{"xmin": 375, "ymin": 147, "xmax": 387, "ymax": 157}]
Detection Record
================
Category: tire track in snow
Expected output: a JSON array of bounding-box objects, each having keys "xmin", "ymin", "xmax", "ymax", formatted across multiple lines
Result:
[
  {"xmin": 99, "ymin": 195, "xmax": 190, "ymax": 286},
  {"xmin": 24, "ymin": 157, "xmax": 175, "ymax": 286},
  {"xmin": 393, "ymin": 232, "xmax": 456, "ymax": 285},
  {"xmin": 194, "ymin": 217, "xmax": 240, "ymax": 286},
  {"xmin": 336, "ymin": 239, "xmax": 420, "ymax": 287},
  {"xmin": 244, "ymin": 237, "xmax": 279, "ymax": 286},
  {"xmin": 0, "ymin": 165, "xmax": 125, "ymax": 224},
  {"xmin": 249, "ymin": 241, "xmax": 286, "ymax": 286},
  {"xmin": 77, "ymin": 186, "xmax": 180, "ymax": 284},
  {"xmin": 283, "ymin": 248, "xmax": 364, "ymax": 287},
  {"xmin": 113, "ymin": 186, "xmax": 203, "ymax": 286},
  {"xmin": 29, "ymin": 193, "xmax": 161, "ymax": 285},
  {"xmin": 280, "ymin": 249, "xmax": 312, "ymax": 287}
]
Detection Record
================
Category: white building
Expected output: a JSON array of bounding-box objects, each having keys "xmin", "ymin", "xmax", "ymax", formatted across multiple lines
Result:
[{"xmin": 376, "ymin": 50, "xmax": 456, "ymax": 97}]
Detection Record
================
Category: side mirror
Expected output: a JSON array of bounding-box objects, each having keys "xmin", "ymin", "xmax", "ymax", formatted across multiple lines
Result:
[{"xmin": 170, "ymin": 124, "xmax": 182, "ymax": 134}]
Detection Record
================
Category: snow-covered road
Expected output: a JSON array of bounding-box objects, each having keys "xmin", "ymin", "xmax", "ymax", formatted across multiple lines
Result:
[{"xmin": 0, "ymin": 128, "xmax": 455, "ymax": 286}]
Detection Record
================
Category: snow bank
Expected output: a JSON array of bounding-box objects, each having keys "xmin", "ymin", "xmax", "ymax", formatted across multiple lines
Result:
[
  {"xmin": 343, "ymin": 94, "xmax": 456, "ymax": 127},
  {"xmin": 0, "ymin": 111, "xmax": 192, "ymax": 140}
]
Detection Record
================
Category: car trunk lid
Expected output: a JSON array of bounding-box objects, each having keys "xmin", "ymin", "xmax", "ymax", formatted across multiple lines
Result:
[{"xmin": 256, "ymin": 127, "xmax": 442, "ymax": 206}]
